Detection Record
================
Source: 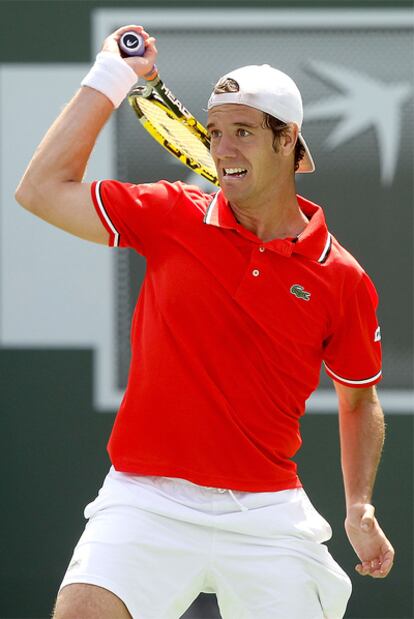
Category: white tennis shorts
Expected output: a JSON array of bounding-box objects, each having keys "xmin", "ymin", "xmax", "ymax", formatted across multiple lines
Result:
[{"xmin": 59, "ymin": 468, "xmax": 352, "ymax": 619}]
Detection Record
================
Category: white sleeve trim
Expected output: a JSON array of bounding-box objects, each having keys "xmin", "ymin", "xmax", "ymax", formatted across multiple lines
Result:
[
  {"xmin": 95, "ymin": 181, "xmax": 120, "ymax": 247},
  {"xmin": 325, "ymin": 363, "xmax": 382, "ymax": 385}
]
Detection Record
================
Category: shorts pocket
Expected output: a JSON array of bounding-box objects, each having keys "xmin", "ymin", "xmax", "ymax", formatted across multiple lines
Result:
[
  {"xmin": 264, "ymin": 490, "xmax": 332, "ymax": 543},
  {"xmin": 294, "ymin": 491, "xmax": 332, "ymax": 543}
]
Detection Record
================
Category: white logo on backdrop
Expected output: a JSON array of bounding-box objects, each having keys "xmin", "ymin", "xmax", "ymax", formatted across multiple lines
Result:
[{"xmin": 305, "ymin": 61, "xmax": 413, "ymax": 186}]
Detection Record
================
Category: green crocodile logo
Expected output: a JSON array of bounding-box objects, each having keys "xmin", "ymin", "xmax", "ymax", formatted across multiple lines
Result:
[{"xmin": 290, "ymin": 284, "xmax": 311, "ymax": 301}]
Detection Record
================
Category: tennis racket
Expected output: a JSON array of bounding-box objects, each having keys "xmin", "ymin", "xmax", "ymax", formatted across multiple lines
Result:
[{"xmin": 119, "ymin": 31, "xmax": 218, "ymax": 186}]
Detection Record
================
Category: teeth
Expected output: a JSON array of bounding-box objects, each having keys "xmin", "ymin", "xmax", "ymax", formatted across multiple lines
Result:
[{"xmin": 224, "ymin": 168, "xmax": 247, "ymax": 175}]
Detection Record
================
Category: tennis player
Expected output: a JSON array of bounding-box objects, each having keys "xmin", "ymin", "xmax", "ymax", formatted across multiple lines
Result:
[{"xmin": 15, "ymin": 25, "xmax": 394, "ymax": 619}]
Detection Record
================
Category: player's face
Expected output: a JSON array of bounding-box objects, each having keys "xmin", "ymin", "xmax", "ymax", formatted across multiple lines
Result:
[{"xmin": 207, "ymin": 104, "xmax": 288, "ymax": 205}]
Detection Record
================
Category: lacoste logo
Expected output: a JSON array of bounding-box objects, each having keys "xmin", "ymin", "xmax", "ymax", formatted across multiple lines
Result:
[
  {"xmin": 374, "ymin": 326, "xmax": 381, "ymax": 342},
  {"xmin": 68, "ymin": 557, "xmax": 82, "ymax": 571},
  {"xmin": 290, "ymin": 284, "xmax": 311, "ymax": 301}
]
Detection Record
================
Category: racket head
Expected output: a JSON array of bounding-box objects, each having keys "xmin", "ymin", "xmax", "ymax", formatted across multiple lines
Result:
[{"xmin": 127, "ymin": 85, "xmax": 219, "ymax": 186}]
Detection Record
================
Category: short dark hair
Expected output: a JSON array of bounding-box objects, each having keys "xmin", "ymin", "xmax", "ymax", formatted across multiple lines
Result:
[
  {"xmin": 212, "ymin": 78, "xmax": 305, "ymax": 172},
  {"xmin": 262, "ymin": 114, "xmax": 305, "ymax": 172}
]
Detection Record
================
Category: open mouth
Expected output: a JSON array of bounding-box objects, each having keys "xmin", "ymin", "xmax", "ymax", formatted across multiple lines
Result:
[{"xmin": 222, "ymin": 167, "xmax": 247, "ymax": 178}]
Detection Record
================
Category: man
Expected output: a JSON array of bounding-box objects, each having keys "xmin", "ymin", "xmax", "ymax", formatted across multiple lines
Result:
[{"xmin": 16, "ymin": 24, "xmax": 394, "ymax": 619}]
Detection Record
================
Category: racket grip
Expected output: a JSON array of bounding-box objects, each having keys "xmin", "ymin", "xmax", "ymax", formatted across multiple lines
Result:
[
  {"xmin": 118, "ymin": 30, "xmax": 159, "ymax": 82},
  {"xmin": 119, "ymin": 31, "xmax": 146, "ymax": 57}
]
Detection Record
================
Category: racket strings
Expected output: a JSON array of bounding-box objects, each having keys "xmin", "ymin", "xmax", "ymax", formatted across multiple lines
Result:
[{"xmin": 136, "ymin": 98, "xmax": 217, "ymax": 178}]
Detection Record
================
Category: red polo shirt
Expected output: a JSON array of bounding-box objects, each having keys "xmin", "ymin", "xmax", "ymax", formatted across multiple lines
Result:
[{"xmin": 91, "ymin": 179, "xmax": 382, "ymax": 492}]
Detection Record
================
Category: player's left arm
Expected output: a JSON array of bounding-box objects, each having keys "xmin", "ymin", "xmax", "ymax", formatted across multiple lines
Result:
[{"xmin": 334, "ymin": 382, "xmax": 395, "ymax": 578}]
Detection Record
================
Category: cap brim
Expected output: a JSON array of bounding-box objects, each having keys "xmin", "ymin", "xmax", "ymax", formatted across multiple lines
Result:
[{"xmin": 297, "ymin": 134, "xmax": 315, "ymax": 173}]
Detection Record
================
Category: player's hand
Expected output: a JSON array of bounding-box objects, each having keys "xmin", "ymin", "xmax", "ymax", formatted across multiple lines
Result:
[
  {"xmin": 102, "ymin": 25, "xmax": 157, "ymax": 78},
  {"xmin": 345, "ymin": 503, "xmax": 394, "ymax": 578}
]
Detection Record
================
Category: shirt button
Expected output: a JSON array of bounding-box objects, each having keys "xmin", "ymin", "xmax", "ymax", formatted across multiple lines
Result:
[
  {"xmin": 259, "ymin": 246, "xmax": 265, "ymax": 252},
  {"xmin": 252, "ymin": 269, "xmax": 260, "ymax": 277}
]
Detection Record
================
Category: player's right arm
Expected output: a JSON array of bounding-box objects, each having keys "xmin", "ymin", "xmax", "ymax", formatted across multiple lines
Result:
[{"xmin": 15, "ymin": 26, "xmax": 157, "ymax": 244}]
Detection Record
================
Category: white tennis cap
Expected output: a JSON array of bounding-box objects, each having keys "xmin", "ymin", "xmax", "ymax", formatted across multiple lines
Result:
[{"xmin": 208, "ymin": 64, "xmax": 315, "ymax": 173}]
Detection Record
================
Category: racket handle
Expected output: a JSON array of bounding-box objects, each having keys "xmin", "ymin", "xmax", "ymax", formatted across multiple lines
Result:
[
  {"xmin": 119, "ymin": 31, "xmax": 146, "ymax": 57},
  {"xmin": 118, "ymin": 30, "xmax": 159, "ymax": 82}
]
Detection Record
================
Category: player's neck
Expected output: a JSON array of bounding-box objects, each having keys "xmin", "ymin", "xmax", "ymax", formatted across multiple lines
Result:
[{"xmin": 230, "ymin": 182, "xmax": 308, "ymax": 243}]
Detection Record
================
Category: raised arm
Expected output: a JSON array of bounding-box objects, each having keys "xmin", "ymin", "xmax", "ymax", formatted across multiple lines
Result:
[
  {"xmin": 15, "ymin": 25, "xmax": 157, "ymax": 244},
  {"xmin": 334, "ymin": 382, "xmax": 394, "ymax": 578}
]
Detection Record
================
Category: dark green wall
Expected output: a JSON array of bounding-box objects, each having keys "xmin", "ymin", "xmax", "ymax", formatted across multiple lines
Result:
[
  {"xmin": 0, "ymin": 0, "xmax": 413, "ymax": 62},
  {"xmin": 1, "ymin": 1, "xmax": 412, "ymax": 618}
]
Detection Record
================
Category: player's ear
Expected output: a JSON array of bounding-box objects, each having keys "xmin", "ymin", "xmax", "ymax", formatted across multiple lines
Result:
[{"xmin": 280, "ymin": 123, "xmax": 299, "ymax": 157}]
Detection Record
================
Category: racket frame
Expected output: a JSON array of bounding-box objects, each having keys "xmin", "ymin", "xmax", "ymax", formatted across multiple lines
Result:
[{"xmin": 127, "ymin": 74, "xmax": 219, "ymax": 186}]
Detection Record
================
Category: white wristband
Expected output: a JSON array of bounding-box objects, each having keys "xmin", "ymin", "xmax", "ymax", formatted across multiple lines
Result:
[{"xmin": 81, "ymin": 51, "xmax": 138, "ymax": 108}]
